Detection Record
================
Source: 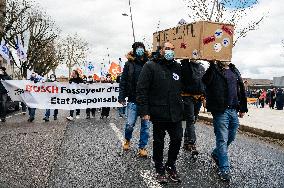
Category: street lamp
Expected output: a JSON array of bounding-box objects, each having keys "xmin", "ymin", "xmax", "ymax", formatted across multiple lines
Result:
[{"xmin": 122, "ymin": 0, "xmax": 136, "ymax": 43}]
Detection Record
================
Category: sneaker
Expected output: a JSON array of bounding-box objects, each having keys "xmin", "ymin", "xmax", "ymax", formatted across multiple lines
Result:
[
  {"xmin": 218, "ymin": 171, "xmax": 231, "ymax": 182},
  {"xmin": 22, "ymin": 112, "xmax": 26, "ymax": 115},
  {"xmin": 86, "ymin": 115, "xmax": 90, "ymax": 119},
  {"xmin": 138, "ymin": 148, "xmax": 148, "ymax": 157},
  {"xmin": 119, "ymin": 114, "xmax": 123, "ymax": 118},
  {"xmin": 91, "ymin": 112, "xmax": 96, "ymax": 117},
  {"xmin": 43, "ymin": 117, "xmax": 49, "ymax": 122},
  {"xmin": 211, "ymin": 152, "xmax": 219, "ymax": 167},
  {"xmin": 66, "ymin": 116, "xmax": 74, "ymax": 121},
  {"xmin": 122, "ymin": 139, "xmax": 130, "ymax": 151},
  {"xmin": 165, "ymin": 165, "xmax": 181, "ymax": 183},
  {"xmin": 75, "ymin": 115, "xmax": 80, "ymax": 119},
  {"xmin": 156, "ymin": 173, "xmax": 168, "ymax": 184},
  {"xmin": 54, "ymin": 116, "xmax": 57, "ymax": 120},
  {"xmin": 28, "ymin": 117, "xmax": 34, "ymax": 122},
  {"xmin": 183, "ymin": 144, "xmax": 199, "ymax": 155}
]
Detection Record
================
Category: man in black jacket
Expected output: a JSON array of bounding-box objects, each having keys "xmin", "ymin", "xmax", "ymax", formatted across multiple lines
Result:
[
  {"xmin": 136, "ymin": 42, "xmax": 183, "ymax": 184},
  {"xmin": 0, "ymin": 67, "xmax": 12, "ymax": 122},
  {"xmin": 118, "ymin": 42, "xmax": 151, "ymax": 157},
  {"xmin": 180, "ymin": 59, "xmax": 205, "ymax": 155},
  {"xmin": 202, "ymin": 61, "xmax": 248, "ymax": 182}
]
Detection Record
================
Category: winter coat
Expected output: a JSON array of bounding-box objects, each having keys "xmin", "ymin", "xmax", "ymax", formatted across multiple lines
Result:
[
  {"xmin": 136, "ymin": 58, "xmax": 183, "ymax": 123},
  {"xmin": 202, "ymin": 63, "xmax": 248, "ymax": 113},
  {"xmin": 0, "ymin": 73, "xmax": 12, "ymax": 94},
  {"xmin": 118, "ymin": 51, "xmax": 149, "ymax": 103},
  {"xmin": 181, "ymin": 60, "xmax": 206, "ymax": 95}
]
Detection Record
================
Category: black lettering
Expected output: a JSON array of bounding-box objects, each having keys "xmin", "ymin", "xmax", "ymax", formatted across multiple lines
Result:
[{"xmin": 51, "ymin": 97, "xmax": 56, "ymax": 104}]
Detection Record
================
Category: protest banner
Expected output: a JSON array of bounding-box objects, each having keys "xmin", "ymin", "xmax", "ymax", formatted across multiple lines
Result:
[
  {"xmin": 2, "ymin": 80, "xmax": 122, "ymax": 110},
  {"xmin": 153, "ymin": 21, "xmax": 234, "ymax": 61}
]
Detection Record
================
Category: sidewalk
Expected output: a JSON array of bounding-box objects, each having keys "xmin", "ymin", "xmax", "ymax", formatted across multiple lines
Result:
[{"xmin": 198, "ymin": 105, "xmax": 284, "ymax": 140}]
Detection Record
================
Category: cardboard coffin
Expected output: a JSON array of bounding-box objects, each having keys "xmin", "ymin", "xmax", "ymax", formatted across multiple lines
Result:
[{"xmin": 153, "ymin": 21, "xmax": 234, "ymax": 61}]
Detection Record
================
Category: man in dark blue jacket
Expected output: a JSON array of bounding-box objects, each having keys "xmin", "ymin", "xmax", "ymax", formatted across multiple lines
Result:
[
  {"xmin": 136, "ymin": 42, "xmax": 183, "ymax": 184},
  {"xmin": 202, "ymin": 61, "xmax": 248, "ymax": 182},
  {"xmin": 118, "ymin": 42, "xmax": 150, "ymax": 157}
]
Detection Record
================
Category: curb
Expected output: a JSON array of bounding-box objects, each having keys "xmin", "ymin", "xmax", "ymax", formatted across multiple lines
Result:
[{"xmin": 198, "ymin": 115, "xmax": 284, "ymax": 140}]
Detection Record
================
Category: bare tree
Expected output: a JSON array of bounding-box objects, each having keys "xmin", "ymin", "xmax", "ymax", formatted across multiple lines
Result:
[
  {"xmin": 183, "ymin": 0, "xmax": 266, "ymax": 46},
  {"xmin": 0, "ymin": 0, "xmax": 6, "ymax": 39},
  {"xmin": 62, "ymin": 34, "xmax": 89, "ymax": 78},
  {"xmin": 4, "ymin": 0, "xmax": 63, "ymax": 78}
]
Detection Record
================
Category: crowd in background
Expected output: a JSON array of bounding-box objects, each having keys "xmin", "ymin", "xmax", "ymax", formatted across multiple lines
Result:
[{"xmin": 246, "ymin": 88, "xmax": 284, "ymax": 110}]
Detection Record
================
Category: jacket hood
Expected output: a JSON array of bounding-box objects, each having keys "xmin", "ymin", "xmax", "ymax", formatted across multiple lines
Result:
[{"xmin": 126, "ymin": 50, "xmax": 151, "ymax": 62}]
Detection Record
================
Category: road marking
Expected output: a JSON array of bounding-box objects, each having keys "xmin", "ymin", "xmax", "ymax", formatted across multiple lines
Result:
[
  {"xmin": 109, "ymin": 123, "xmax": 124, "ymax": 144},
  {"xmin": 140, "ymin": 170, "xmax": 162, "ymax": 188},
  {"xmin": 109, "ymin": 123, "xmax": 162, "ymax": 188}
]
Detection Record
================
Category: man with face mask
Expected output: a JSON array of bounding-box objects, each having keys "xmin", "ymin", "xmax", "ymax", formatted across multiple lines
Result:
[
  {"xmin": 118, "ymin": 42, "xmax": 151, "ymax": 157},
  {"xmin": 0, "ymin": 67, "xmax": 12, "ymax": 122},
  {"xmin": 202, "ymin": 61, "xmax": 248, "ymax": 182},
  {"xmin": 136, "ymin": 42, "xmax": 183, "ymax": 184},
  {"xmin": 43, "ymin": 74, "xmax": 59, "ymax": 122},
  {"xmin": 180, "ymin": 59, "xmax": 206, "ymax": 156}
]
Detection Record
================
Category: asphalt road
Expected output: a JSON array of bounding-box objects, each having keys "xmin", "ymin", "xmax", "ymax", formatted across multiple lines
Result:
[{"xmin": 0, "ymin": 109, "xmax": 283, "ymax": 188}]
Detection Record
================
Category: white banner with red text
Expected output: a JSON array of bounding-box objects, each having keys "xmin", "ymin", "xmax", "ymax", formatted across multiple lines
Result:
[{"xmin": 2, "ymin": 80, "xmax": 122, "ymax": 110}]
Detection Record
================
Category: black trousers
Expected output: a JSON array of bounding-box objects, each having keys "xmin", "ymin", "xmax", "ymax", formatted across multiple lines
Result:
[
  {"xmin": 0, "ymin": 93, "xmax": 8, "ymax": 119},
  {"xmin": 152, "ymin": 121, "xmax": 183, "ymax": 173},
  {"xmin": 70, "ymin": 109, "xmax": 80, "ymax": 117},
  {"xmin": 86, "ymin": 108, "xmax": 96, "ymax": 116},
  {"xmin": 101, "ymin": 107, "xmax": 110, "ymax": 117},
  {"xmin": 183, "ymin": 96, "xmax": 200, "ymax": 145}
]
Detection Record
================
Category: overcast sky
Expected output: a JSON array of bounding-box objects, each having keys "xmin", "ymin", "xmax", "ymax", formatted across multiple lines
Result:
[{"xmin": 36, "ymin": 0, "xmax": 284, "ymax": 79}]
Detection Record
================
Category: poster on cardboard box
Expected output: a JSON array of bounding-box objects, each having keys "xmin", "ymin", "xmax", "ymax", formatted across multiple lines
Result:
[{"xmin": 152, "ymin": 21, "xmax": 234, "ymax": 61}]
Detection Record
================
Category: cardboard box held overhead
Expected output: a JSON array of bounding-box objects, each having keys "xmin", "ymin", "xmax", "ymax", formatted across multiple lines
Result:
[{"xmin": 153, "ymin": 21, "xmax": 234, "ymax": 61}]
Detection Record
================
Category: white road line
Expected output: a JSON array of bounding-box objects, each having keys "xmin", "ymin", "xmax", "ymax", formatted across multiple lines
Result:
[
  {"xmin": 109, "ymin": 123, "xmax": 124, "ymax": 144},
  {"xmin": 109, "ymin": 123, "xmax": 162, "ymax": 188},
  {"xmin": 140, "ymin": 170, "xmax": 162, "ymax": 188}
]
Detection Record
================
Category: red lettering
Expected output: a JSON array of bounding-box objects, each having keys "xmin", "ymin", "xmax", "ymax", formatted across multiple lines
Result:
[
  {"xmin": 26, "ymin": 85, "xmax": 32, "ymax": 92},
  {"xmin": 222, "ymin": 25, "xmax": 233, "ymax": 36},
  {"xmin": 203, "ymin": 36, "xmax": 215, "ymax": 45},
  {"xmin": 52, "ymin": 86, "xmax": 59, "ymax": 93},
  {"xmin": 41, "ymin": 86, "xmax": 46, "ymax": 93},
  {"xmin": 46, "ymin": 86, "xmax": 51, "ymax": 93},
  {"xmin": 34, "ymin": 86, "xmax": 40, "ymax": 92}
]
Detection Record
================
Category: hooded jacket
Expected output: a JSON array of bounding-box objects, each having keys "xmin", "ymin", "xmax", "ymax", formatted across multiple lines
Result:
[
  {"xmin": 118, "ymin": 51, "xmax": 150, "ymax": 103},
  {"xmin": 202, "ymin": 63, "xmax": 248, "ymax": 113}
]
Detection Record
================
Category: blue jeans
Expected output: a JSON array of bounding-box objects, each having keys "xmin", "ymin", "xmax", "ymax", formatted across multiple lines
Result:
[
  {"xmin": 124, "ymin": 102, "xmax": 150, "ymax": 149},
  {"xmin": 212, "ymin": 109, "xmax": 239, "ymax": 172},
  {"xmin": 28, "ymin": 108, "xmax": 36, "ymax": 118},
  {"xmin": 45, "ymin": 109, "xmax": 58, "ymax": 118}
]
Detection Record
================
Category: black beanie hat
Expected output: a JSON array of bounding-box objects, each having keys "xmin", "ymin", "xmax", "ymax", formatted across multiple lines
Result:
[{"xmin": 132, "ymin": 42, "xmax": 145, "ymax": 52}]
